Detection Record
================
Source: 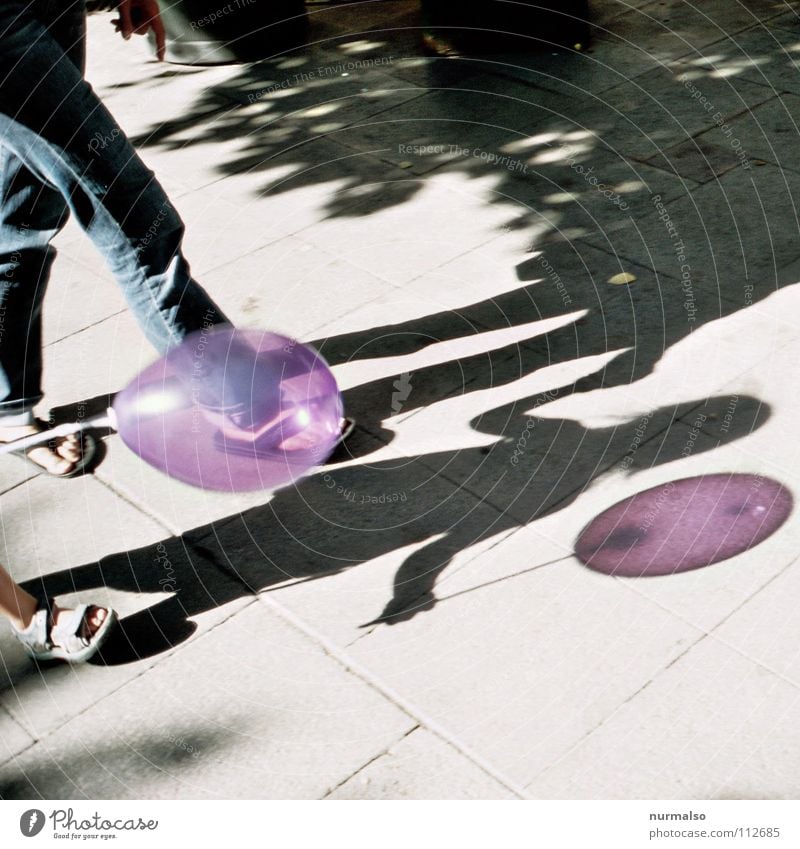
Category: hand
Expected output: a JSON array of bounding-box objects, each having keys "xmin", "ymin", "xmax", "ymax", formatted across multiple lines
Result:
[{"xmin": 112, "ymin": 0, "xmax": 166, "ymax": 61}]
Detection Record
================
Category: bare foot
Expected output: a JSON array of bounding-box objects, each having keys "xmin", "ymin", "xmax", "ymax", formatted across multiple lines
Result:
[{"xmin": 0, "ymin": 423, "xmax": 84, "ymax": 476}]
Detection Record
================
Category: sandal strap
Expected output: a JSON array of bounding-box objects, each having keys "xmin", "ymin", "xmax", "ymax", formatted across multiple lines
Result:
[{"xmin": 50, "ymin": 604, "xmax": 92, "ymax": 654}]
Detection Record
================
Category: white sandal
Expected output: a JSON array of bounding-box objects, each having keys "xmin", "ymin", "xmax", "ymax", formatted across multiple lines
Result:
[{"xmin": 12, "ymin": 595, "xmax": 117, "ymax": 663}]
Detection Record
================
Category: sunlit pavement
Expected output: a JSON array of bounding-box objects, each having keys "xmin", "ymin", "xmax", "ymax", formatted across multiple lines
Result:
[{"xmin": 2, "ymin": 0, "xmax": 800, "ymax": 799}]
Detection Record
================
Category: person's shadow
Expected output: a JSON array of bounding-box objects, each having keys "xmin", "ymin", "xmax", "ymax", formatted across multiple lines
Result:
[
  {"xmin": 32, "ymin": 232, "xmax": 778, "ymax": 666},
  {"xmin": 34, "ymin": 376, "xmax": 767, "ymax": 665}
]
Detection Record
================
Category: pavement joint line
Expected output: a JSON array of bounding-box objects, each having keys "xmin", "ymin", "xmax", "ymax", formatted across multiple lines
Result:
[
  {"xmin": 616, "ymin": 553, "xmax": 800, "ymax": 695},
  {"xmin": 534, "ymin": 555, "xmax": 800, "ymax": 790},
  {"xmin": 91, "ymin": 473, "xmax": 181, "ymax": 539},
  {"xmin": 518, "ymin": 630, "xmax": 712, "ymax": 791},
  {"xmin": 526, "ymin": 640, "xmax": 792, "ymax": 797},
  {"xmin": 302, "ymin": 289, "xmax": 397, "ymax": 340},
  {"xmin": 593, "ymin": 20, "xmax": 783, "ymax": 95},
  {"xmin": 523, "ymin": 686, "xmax": 665, "ymax": 793},
  {"xmin": 187, "ymin": 130, "xmax": 404, "ymax": 199},
  {"xmin": 185, "ymin": 165, "xmax": 414, "ymax": 252},
  {"xmin": 184, "ymin": 149, "xmax": 411, "ymax": 273},
  {"xmin": 294, "ymin": 85, "xmax": 429, "ymax": 128},
  {"xmin": 0, "ymin": 701, "xmax": 29, "ymax": 769},
  {"xmin": 42, "ymin": 307, "xmax": 130, "ymax": 350},
  {"xmin": 434, "ymin": 553, "xmax": 573, "ymax": 605},
  {"xmin": 586, "ymin": 227, "xmax": 794, "ymax": 327},
  {"xmin": 131, "ymin": 96, "xmax": 240, "ymax": 147},
  {"xmin": 0, "ymin": 472, "xmax": 40, "ymax": 499},
  {"xmin": 321, "ymin": 723, "xmax": 420, "ymax": 799},
  {"xmin": 0, "ymin": 596, "xmax": 261, "ymax": 760},
  {"xmin": 255, "ymin": 591, "xmax": 532, "ymax": 799},
  {"xmin": 528, "ymin": 667, "xmax": 665, "ymax": 788},
  {"xmin": 184, "ymin": 536, "xmax": 266, "ymax": 596}
]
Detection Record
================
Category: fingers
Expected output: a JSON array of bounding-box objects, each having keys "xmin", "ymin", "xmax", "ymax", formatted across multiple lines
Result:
[
  {"xmin": 114, "ymin": 0, "xmax": 133, "ymax": 40},
  {"xmin": 152, "ymin": 14, "xmax": 166, "ymax": 61},
  {"xmin": 114, "ymin": 0, "xmax": 166, "ymax": 61}
]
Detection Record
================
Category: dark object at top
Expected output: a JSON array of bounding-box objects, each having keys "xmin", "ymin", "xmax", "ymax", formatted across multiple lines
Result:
[
  {"xmin": 421, "ymin": 0, "xmax": 590, "ymax": 52},
  {"xmin": 157, "ymin": 0, "xmax": 308, "ymax": 65}
]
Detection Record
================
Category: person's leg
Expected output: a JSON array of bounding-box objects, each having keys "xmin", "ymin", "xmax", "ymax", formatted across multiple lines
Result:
[
  {"xmin": 0, "ymin": 562, "xmax": 37, "ymax": 630},
  {"xmin": 0, "ymin": 0, "xmax": 92, "ymax": 471},
  {"xmin": 0, "ymin": 146, "xmax": 65, "ymax": 422},
  {"xmin": 0, "ymin": 561, "xmax": 108, "ymax": 647},
  {"xmin": 0, "ymin": 0, "xmax": 229, "ymax": 360}
]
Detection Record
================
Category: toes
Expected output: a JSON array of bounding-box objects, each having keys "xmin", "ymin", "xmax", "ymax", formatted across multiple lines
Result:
[
  {"xmin": 75, "ymin": 606, "xmax": 108, "ymax": 643},
  {"xmin": 26, "ymin": 446, "xmax": 74, "ymax": 475},
  {"xmin": 55, "ymin": 435, "xmax": 82, "ymax": 463},
  {"xmin": 85, "ymin": 606, "xmax": 107, "ymax": 635},
  {"xmin": 0, "ymin": 426, "xmax": 83, "ymax": 474}
]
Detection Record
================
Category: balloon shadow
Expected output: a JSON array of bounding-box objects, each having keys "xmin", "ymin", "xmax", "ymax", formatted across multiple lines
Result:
[{"xmin": 575, "ymin": 473, "xmax": 793, "ymax": 578}]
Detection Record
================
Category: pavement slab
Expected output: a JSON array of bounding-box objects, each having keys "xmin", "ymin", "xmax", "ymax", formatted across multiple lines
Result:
[
  {"xmin": 767, "ymin": 9, "xmax": 800, "ymax": 35},
  {"xmin": 678, "ymin": 22, "xmax": 800, "ymax": 97},
  {"xmin": 196, "ymin": 234, "xmax": 393, "ymax": 333},
  {"xmin": 323, "ymin": 416, "xmax": 800, "ymax": 794},
  {"xmin": 713, "ymin": 554, "xmax": 800, "ymax": 685},
  {"xmin": 212, "ymin": 54, "xmax": 428, "ymax": 118},
  {"xmin": 594, "ymin": 0, "xmax": 800, "ymax": 64},
  {"xmin": 590, "ymin": 0, "xmax": 678, "ymax": 29},
  {"xmin": 578, "ymin": 66, "xmax": 775, "ymax": 161},
  {"xmin": 0, "ymin": 600, "xmax": 415, "ymax": 799},
  {"xmin": 0, "ymin": 705, "xmax": 34, "ymax": 766},
  {"xmin": 6, "ymin": 0, "xmax": 800, "ymax": 801},
  {"xmin": 582, "ymin": 160, "xmax": 800, "ymax": 296},
  {"xmin": 342, "ymin": 525, "xmax": 706, "ymax": 788},
  {"xmin": 327, "ymin": 727, "xmax": 517, "ymax": 799},
  {"xmin": 294, "ymin": 170, "xmax": 546, "ymax": 286},
  {"xmin": 36, "ymin": 310, "xmax": 155, "ymax": 418},
  {"xmin": 265, "ymin": 524, "xmax": 523, "ymax": 649},
  {"xmin": 178, "ymin": 135, "xmax": 415, "ymax": 243},
  {"xmin": 687, "ymin": 322, "xmax": 800, "ymax": 480},
  {"xmin": 459, "ymin": 34, "xmax": 677, "ymax": 102},
  {"xmin": 0, "ymin": 474, "xmax": 167, "ymax": 585},
  {"xmin": 0, "ymin": 482, "xmax": 252, "ymax": 741},
  {"xmin": 42, "ymin": 251, "xmax": 128, "ymax": 346},
  {"xmin": 524, "ymin": 635, "xmax": 800, "ymax": 799},
  {"xmin": 327, "ymin": 81, "xmax": 599, "ymax": 177},
  {"xmin": 651, "ymin": 93, "xmax": 800, "ymax": 183}
]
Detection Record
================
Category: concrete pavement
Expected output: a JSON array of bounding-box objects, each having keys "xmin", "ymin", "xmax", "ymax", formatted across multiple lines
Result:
[{"xmin": 2, "ymin": 0, "xmax": 800, "ymax": 799}]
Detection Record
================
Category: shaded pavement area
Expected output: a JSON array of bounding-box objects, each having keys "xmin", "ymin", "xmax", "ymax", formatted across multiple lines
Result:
[{"xmin": 2, "ymin": 0, "xmax": 800, "ymax": 799}]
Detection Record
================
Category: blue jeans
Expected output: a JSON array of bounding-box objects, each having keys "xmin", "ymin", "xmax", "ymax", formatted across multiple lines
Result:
[{"xmin": 0, "ymin": 0, "xmax": 229, "ymax": 423}]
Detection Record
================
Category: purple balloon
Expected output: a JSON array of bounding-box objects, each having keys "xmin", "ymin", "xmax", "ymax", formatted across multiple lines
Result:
[
  {"xmin": 576, "ymin": 473, "xmax": 793, "ymax": 577},
  {"xmin": 112, "ymin": 327, "xmax": 343, "ymax": 492}
]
